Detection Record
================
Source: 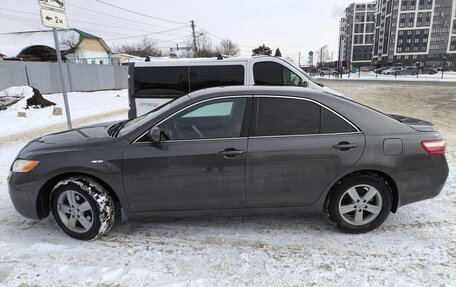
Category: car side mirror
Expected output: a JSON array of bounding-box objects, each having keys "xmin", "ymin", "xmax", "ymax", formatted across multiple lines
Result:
[
  {"xmin": 148, "ymin": 126, "xmax": 161, "ymax": 145},
  {"xmin": 299, "ymin": 80, "xmax": 308, "ymax": 87}
]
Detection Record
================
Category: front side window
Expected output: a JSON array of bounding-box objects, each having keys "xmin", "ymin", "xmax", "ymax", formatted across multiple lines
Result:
[
  {"xmin": 253, "ymin": 97, "xmax": 357, "ymax": 137},
  {"xmin": 254, "ymin": 62, "xmax": 302, "ymax": 87},
  {"xmin": 160, "ymin": 98, "xmax": 247, "ymax": 140}
]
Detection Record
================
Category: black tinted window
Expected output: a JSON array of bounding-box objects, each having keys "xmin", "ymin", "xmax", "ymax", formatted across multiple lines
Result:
[
  {"xmin": 190, "ymin": 65, "xmax": 244, "ymax": 92},
  {"xmin": 254, "ymin": 62, "xmax": 282, "ymax": 85},
  {"xmin": 254, "ymin": 98, "xmax": 320, "ymax": 136},
  {"xmin": 254, "ymin": 62, "xmax": 302, "ymax": 86},
  {"xmin": 134, "ymin": 66, "xmax": 189, "ymax": 95},
  {"xmin": 321, "ymin": 108, "xmax": 357, "ymax": 133}
]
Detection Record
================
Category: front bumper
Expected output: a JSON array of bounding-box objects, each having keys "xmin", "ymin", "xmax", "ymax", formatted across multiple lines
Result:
[{"xmin": 8, "ymin": 172, "xmax": 44, "ymax": 220}]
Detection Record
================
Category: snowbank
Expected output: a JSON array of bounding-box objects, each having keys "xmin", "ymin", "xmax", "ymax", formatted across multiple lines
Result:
[{"xmin": 0, "ymin": 87, "xmax": 128, "ymax": 138}]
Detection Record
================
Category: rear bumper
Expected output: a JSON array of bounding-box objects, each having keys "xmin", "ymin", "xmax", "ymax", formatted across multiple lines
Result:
[{"xmin": 396, "ymin": 155, "xmax": 449, "ymax": 208}]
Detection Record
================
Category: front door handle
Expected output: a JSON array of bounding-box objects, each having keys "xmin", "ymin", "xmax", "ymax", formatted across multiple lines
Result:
[
  {"xmin": 219, "ymin": 148, "xmax": 245, "ymax": 159},
  {"xmin": 333, "ymin": 142, "xmax": 358, "ymax": 151}
]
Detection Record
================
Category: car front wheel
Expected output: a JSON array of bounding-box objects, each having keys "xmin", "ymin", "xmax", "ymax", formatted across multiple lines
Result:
[
  {"xmin": 326, "ymin": 174, "xmax": 392, "ymax": 233},
  {"xmin": 51, "ymin": 177, "xmax": 115, "ymax": 240}
]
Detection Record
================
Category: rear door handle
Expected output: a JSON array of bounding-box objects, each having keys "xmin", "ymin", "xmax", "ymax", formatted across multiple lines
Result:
[
  {"xmin": 219, "ymin": 148, "xmax": 245, "ymax": 159},
  {"xmin": 333, "ymin": 142, "xmax": 358, "ymax": 151}
]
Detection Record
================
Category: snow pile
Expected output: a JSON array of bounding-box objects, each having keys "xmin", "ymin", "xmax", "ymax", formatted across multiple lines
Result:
[
  {"xmin": 0, "ymin": 86, "xmax": 32, "ymax": 108},
  {"xmin": 0, "ymin": 86, "xmax": 33, "ymax": 99}
]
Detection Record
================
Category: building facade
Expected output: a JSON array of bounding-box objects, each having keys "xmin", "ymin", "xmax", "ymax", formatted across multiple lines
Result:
[
  {"xmin": 341, "ymin": 2, "xmax": 377, "ymax": 67},
  {"xmin": 340, "ymin": 0, "xmax": 456, "ymax": 67}
]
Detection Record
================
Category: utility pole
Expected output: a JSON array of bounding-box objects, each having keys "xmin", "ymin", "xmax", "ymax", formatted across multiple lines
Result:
[
  {"xmin": 299, "ymin": 52, "xmax": 301, "ymax": 66},
  {"xmin": 320, "ymin": 46, "xmax": 323, "ymax": 68},
  {"xmin": 191, "ymin": 20, "xmax": 197, "ymax": 56},
  {"xmin": 262, "ymin": 44, "xmax": 265, "ymax": 55}
]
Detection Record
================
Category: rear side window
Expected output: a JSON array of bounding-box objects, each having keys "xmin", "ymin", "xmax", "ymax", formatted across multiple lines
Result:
[
  {"xmin": 190, "ymin": 65, "xmax": 244, "ymax": 92},
  {"xmin": 253, "ymin": 97, "xmax": 358, "ymax": 136},
  {"xmin": 254, "ymin": 62, "xmax": 302, "ymax": 86},
  {"xmin": 254, "ymin": 97, "xmax": 320, "ymax": 136},
  {"xmin": 321, "ymin": 108, "xmax": 357, "ymax": 133},
  {"xmin": 134, "ymin": 66, "xmax": 189, "ymax": 95}
]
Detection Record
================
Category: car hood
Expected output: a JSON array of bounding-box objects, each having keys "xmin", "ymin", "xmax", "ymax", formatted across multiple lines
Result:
[{"xmin": 18, "ymin": 122, "xmax": 117, "ymax": 158}]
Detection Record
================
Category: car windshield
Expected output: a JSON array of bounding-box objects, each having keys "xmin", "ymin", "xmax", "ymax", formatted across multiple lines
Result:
[
  {"xmin": 278, "ymin": 58, "xmax": 319, "ymax": 85},
  {"xmin": 116, "ymin": 96, "xmax": 189, "ymax": 137}
]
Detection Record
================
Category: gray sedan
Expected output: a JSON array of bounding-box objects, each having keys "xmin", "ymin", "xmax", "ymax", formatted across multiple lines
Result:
[{"xmin": 8, "ymin": 86, "xmax": 449, "ymax": 240}]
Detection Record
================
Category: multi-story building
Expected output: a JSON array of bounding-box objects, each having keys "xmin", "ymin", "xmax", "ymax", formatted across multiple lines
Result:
[
  {"xmin": 341, "ymin": 2, "xmax": 377, "ymax": 67},
  {"xmin": 339, "ymin": 17, "xmax": 347, "ymax": 68},
  {"xmin": 340, "ymin": 0, "xmax": 456, "ymax": 67}
]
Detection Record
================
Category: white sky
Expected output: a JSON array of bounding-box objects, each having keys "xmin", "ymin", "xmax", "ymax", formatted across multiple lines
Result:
[{"xmin": 0, "ymin": 0, "xmax": 356, "ymax": 63}]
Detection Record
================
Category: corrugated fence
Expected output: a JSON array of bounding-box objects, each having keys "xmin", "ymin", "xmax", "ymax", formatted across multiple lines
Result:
[{"xmin": 0, "ymin": 61, "xmax": 128, "ymax": 93}]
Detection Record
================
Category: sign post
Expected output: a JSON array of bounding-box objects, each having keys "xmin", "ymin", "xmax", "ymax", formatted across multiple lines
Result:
[{"xmin": 38, "ymin": 0, "xmax": 72, "ymax": 129}]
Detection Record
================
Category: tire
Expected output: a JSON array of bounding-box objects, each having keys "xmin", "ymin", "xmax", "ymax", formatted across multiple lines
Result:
[
  {"xmin": 320, "ymin": 72, "xmax": 325, "ymax": 76},
  {"xmin": 51, "ymin": 177, "xmax": 115, "ymax": 240},
  {"xmin": 332, "ymin": 72, "xmax": 338, "ymax": 76},
  {"xmin": 325, "ymin": 174, "xmax": 392, "ymax": 234}
]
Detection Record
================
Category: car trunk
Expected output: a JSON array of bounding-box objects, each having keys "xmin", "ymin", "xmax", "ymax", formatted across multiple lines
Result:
[{"xmin": 389, "ymin": 114, "xmax": 437, "ymax": 132}]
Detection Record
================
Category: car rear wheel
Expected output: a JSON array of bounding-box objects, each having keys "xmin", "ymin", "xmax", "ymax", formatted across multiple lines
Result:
[
  {"xmin": 326, "ymin": 174, "xmax": 392, "ymax": 233},
  {"xmin": 51, "ymin": 177, "xmax": 115, "ymax": 240},
  {"xmin": 320, "ymin": 72, "xmax": 325, "ymax": 76}
]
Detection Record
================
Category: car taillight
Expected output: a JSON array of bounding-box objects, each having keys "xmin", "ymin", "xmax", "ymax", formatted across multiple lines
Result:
[{"xmin": 421, "ymin": 140, "xmax": 446, "ymax": 155}]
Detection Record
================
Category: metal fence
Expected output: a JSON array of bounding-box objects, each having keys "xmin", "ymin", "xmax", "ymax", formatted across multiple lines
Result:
[{"xmin": 0, "ymin": 61, "xmax": 128, "ymax": 93}]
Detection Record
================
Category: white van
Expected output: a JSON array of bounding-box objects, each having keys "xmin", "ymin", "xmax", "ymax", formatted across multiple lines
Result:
[{"xmin": 128, "ymin": 56, "xmax": 346, "ymax": 118}]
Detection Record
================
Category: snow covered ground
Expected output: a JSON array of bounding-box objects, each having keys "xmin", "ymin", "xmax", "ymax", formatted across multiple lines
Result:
[{"xmin": 0, "ymin": 85, "xmax": 454, "ymax": 286}]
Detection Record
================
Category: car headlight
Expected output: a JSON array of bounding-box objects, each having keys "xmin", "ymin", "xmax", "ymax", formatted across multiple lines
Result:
[{"xmin": 12, "ymin": 160, "xmax": 40, "ymax": 173}]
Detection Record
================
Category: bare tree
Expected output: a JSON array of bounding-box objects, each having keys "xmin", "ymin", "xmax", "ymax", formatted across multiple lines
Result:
[
  {"xmin": 114, "ymin": 37, "xmax": 163, "ymax": 57},
  {"xmin": 216, "ymin": 39, "xmax": 240, "ymax": 57},
  {"xmin": 60, "ymin": 33, "xmax": 85, "ymax": 61},
  {"xmin": 315, "ymin": 45, "xmax": 331, "ymax": 65}
]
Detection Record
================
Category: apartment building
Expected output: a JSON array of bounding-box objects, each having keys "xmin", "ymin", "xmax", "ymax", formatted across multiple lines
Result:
[
  {"xmin": 341, "ymin": 2, "xmax": 377, "ymax": 67},
  {"xmin": 340, "ymin": 0, "xmax": 456, "ymax": 67}
]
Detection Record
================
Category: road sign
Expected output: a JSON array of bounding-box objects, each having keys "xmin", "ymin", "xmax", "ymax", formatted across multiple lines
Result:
[
  {"xmin": 38, "ymin": 0, "xmax": 66, "ymax": 12},
  {"xmin": 309, "ymin": 51, "xmax": 314, "ymax": 57},
  {"xmin": 40, "ymin": 9, "xmax": 68, "ymax": 29}
]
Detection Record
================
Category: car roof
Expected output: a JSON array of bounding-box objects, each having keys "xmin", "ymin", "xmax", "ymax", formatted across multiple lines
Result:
[
  {"xmin": 185, "ymin": 85, "xmax": 336, "ymax": 101},
  {"xmin": 135, "ymin": 55, "xmax": 274, "ymax": 67}
]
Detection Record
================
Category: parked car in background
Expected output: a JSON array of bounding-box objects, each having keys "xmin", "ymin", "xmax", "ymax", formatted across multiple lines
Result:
[
  {"xmin": 360, "ymin": 66, "xmax": 374, "ymax": 72},
  {"xmin": 8, "ymin": 86, "xmax": 449, "ymax": 240},
  {"xmin": 128, "ymin": 56, "xmax": 346, "ymax": 118},
  {"xmin": 383, "ymin": 66, "xmax": 404, "ymax": 75},
  {"xmin": 420, "ymin": 67, "xmax": 438, "ymax": 75},
  {"xmin": 374, "ymin": 66, "xmax": 388, "ymax": 74},
  {"xmin": 319, "ymin": 67, "xmax": 339, "ymax": 77},
  {"xmin": 399, "ymin": 66, "xmax": 419, "ymax": 75}
]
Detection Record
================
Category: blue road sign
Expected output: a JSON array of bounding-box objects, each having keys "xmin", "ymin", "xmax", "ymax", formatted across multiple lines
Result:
[{"xmin": 309, "ymin": 51, "xmax": 314, "ymax": 56}]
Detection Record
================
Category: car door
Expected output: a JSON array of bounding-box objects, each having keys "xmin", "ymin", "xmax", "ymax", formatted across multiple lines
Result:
[
  {"xmin": 122, "ymin": 96, "xmax": 252, "ymax": 213},
  {"xmin": 246, "ymin": 96, "xmax": 365, "ymax": 208}
]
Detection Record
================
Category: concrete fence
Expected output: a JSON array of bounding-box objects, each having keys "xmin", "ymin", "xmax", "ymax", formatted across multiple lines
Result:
[{"xmin": 0, "ymin": 61, "xmax": 128, "ymax": 93}]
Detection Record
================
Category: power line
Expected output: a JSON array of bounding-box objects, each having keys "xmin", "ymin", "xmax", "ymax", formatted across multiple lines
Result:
[
  {"xmin": 105, "ymin": 26, "xmax": 190, "ymax": 41},
  {"xmin": 67, "ymin": 3, "xmax": 186, "ymax": 32},
  {"xmin": 95, "ymin": 0, "xmax": 188, "ymax": 25}
]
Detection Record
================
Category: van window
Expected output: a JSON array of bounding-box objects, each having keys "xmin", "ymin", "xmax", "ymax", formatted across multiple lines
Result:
[
  {"xmin": 134, "ymin": 66, "xmax": 189, "ymax": 95},
  {"xmin": 190, "ymin": 65, "xmax": 245, "ymax": 92},
  {"xmin": 254, "ymin": 62, "xmax": 302, "ymax": 86}
]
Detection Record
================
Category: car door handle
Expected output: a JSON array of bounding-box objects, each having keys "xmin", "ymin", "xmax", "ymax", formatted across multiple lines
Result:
[
  {"xmin": 333, "ymin": 142, "xmax": 358, "ymax": 151},
  {"xmin": 219, "ymin": 148, "xmax": 245, "ymax": 159}
]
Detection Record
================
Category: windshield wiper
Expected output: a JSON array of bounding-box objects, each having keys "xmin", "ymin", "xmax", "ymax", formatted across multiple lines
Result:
[{"xmin": 108, "ymin": 120, "xmax": 128, "ymax": 137}]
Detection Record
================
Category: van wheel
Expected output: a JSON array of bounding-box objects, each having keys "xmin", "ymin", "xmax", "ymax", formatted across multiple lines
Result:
[
  {"xmin": 320, "ymin": 72, "xmax": 325, "ymax": 76},
  {"xmin": 51, "ymin": 177, "xmax": 115, "ymax": 240},
  {"xmin": 325, "ymin": 174, "xmax": 392, "ymax": 234}
]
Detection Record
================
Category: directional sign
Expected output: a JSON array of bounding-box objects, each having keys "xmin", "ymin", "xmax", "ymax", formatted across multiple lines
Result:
[
  {"xmin": 38, "ymin": 0, "xmax": 66, "ymax": 12},
  {"xmin": 309, "ymin": 51, "xmax": 314, "ymax": 57},
  {"xmin": 40, "ymin": 8, "xmax": 68, "ymax": 29}
]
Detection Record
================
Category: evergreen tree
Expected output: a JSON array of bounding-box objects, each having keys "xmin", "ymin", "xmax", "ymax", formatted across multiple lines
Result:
[
  {"xmin": 252, "ymin": 44, "xmax": 272, "ymax": 56},
  {"xmin": 274, "ymin": 48, "xmax": 282, "ymax": 57}
]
